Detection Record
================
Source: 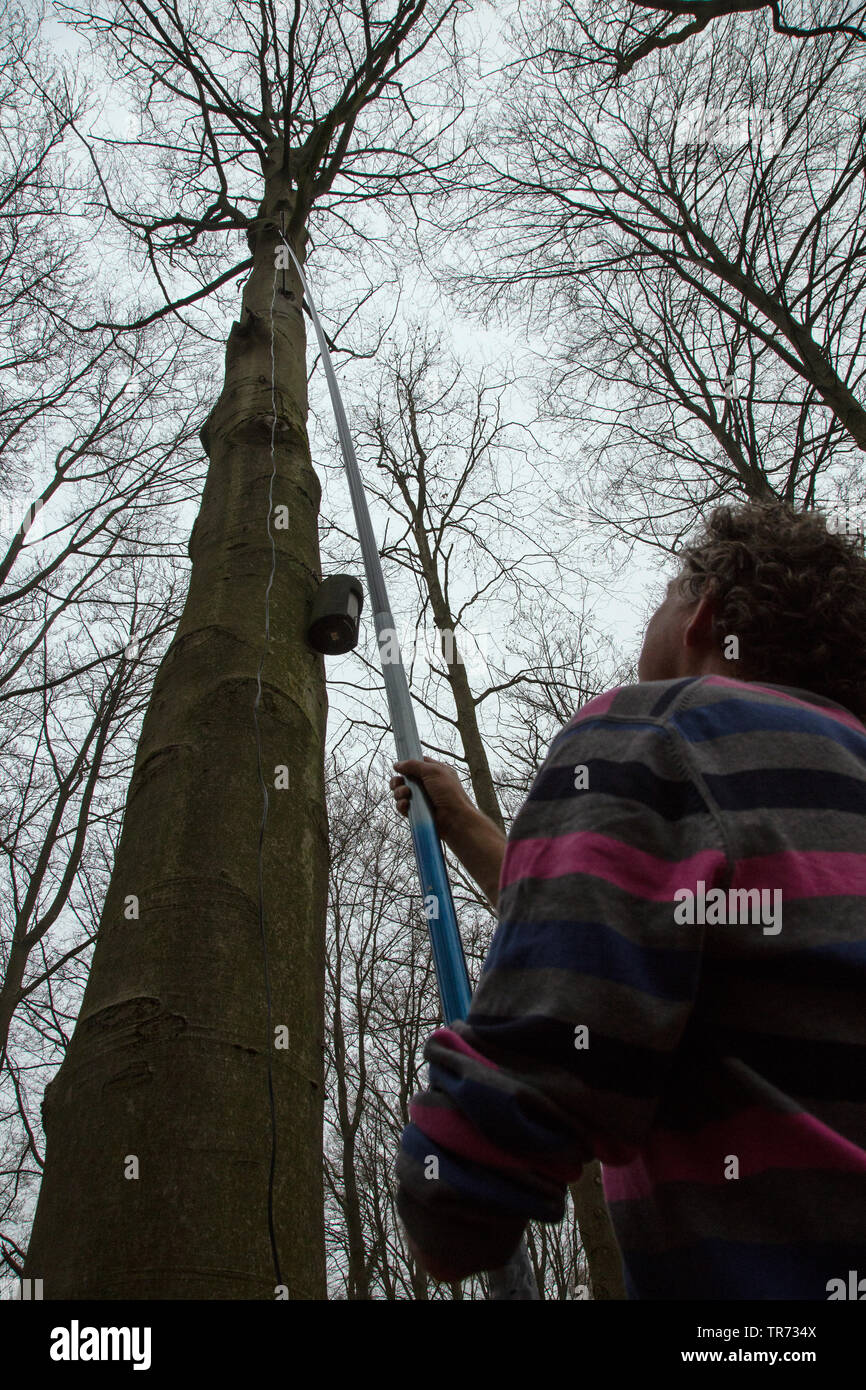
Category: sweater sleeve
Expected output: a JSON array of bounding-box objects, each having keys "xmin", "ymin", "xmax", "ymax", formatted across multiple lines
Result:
[{"xmin": 395, "ymin": 684, "xmax": 730, "ymax": 1279}]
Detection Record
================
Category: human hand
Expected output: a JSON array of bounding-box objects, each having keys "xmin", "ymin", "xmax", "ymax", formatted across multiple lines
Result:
[{"xmin": 390, "ymin": 756, "xmax": 478, "ymax": 844}]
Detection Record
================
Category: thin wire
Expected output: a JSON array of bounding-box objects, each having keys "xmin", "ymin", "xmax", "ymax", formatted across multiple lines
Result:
[{"xmin": 252, "ymin": 251, "xmax": 283, "ymax": 1291}]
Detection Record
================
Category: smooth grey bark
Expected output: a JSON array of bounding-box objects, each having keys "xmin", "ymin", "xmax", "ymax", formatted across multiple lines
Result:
[{"xmin": 24, "ymin": 162, "xmax": 329, "ymax": 1299}]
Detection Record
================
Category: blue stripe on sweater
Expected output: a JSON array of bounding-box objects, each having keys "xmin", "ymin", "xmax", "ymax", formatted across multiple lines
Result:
[
  {"xmin": 425, "ymin": 1058, "xmax": 580, "ymax": 1159},
  {"xmin": 703, "ymin": 767, "xmax": 866, "ymax": 812},
  {"xmin": 672, "ymin": 699, "xmax": 866, "ymax": 755},
  {"xmin": 527, "ymin": 759, "xmax": 706, "ymax": 820},
  {"xmin": 483, "ymin": 916, "xmax": 700, "ymax": 1001}
]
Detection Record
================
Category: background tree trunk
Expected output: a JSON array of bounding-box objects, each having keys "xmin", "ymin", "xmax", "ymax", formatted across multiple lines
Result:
[
  {"xmin": 381, "ymin": 354, "xmax": 627, "ymax": 1300},
  {"xmin": 23, "ymin": 166, "xmax": 329, "ymax": 1299}
]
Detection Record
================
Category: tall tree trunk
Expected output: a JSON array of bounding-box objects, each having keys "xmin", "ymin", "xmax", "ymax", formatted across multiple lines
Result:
[
  {"xmin": 330, "ymin": 949, "xmax": 370, "ymax": 1300},
  {"xmin": 415, "ymin": 535, "xmax": 625, "ymax": 1300},
  {"xmin": 572, "ymin": 1162, "xmax": 624, "ymax": 1300},
  {"xmin": 24, "ymin": 160, "xmax": 329, "ymax": 1298}
]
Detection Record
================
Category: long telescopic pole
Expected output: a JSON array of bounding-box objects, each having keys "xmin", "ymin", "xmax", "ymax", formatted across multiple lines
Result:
[{"xmin": 287, "ymin": 245, "xmax": 538, "ymax": 1301}]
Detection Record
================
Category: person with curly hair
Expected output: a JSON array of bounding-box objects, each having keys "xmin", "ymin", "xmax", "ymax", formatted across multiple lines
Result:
[{"xmin": 391, "ymin": 500, "xmax": 866, "ymax": 1299}]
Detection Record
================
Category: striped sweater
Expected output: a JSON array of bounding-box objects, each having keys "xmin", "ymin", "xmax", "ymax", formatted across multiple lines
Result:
[{"xmin": 395, "ymin": 676, "xmax": 866, "ymax": 1299}]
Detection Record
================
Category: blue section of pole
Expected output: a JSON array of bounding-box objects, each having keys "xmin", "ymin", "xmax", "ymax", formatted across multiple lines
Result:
[
  {"xmin": 286, "ymin": 244, "xmax": 538, "ymax": 1301},
  {"xmin": 409, "ymin": 816, "xmax": 472, "ymax": 1022}
]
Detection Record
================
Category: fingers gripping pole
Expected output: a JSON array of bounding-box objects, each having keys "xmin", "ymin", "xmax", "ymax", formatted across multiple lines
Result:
[{"xmin": 286, "ymin": 245, "xmax": 538, "ymax": 1301}]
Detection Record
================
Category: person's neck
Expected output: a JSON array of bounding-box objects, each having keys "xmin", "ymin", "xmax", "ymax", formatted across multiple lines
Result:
[{"xmin": 679, "ymin": 655, "xmax": 735, "ymax": 680}]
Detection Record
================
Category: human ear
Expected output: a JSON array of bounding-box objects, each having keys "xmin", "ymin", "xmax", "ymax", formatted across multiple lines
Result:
[{"xmin": 682, "ymin": 592, "xmax": 717, "ymax": 650}]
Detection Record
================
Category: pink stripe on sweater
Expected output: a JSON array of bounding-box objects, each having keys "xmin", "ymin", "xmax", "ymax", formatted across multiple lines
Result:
[
  {"xmin": 410, "ymin": 1100, "xmax": 528, "ymax": 1174},
  {"xmin": 428, "ymin": 1027, "xmax": 502, "ymax": 1071},
  {"xmin": 410, "ymin": 1100, "xmax": 582, "ymax": 1183},
  {"xmin": 501, "ymin": 830, "xmax": 727, "ymax": 897},
  {"xmin": 735, "ymin": 851, "xmax": 866, "ymax": 898},
  {"xmin": 563, "ymin": 686, "xmax": 624, "ymax": 729},
  {"xmin": 602, "ymin": 1107, "xmax": 866, "ymax": 1202}
]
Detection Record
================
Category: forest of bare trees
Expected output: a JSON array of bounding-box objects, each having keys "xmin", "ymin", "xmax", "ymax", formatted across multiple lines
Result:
[{"xmin": 1, "ymin": 0, "xmax": 865, "ymax": 1313}]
